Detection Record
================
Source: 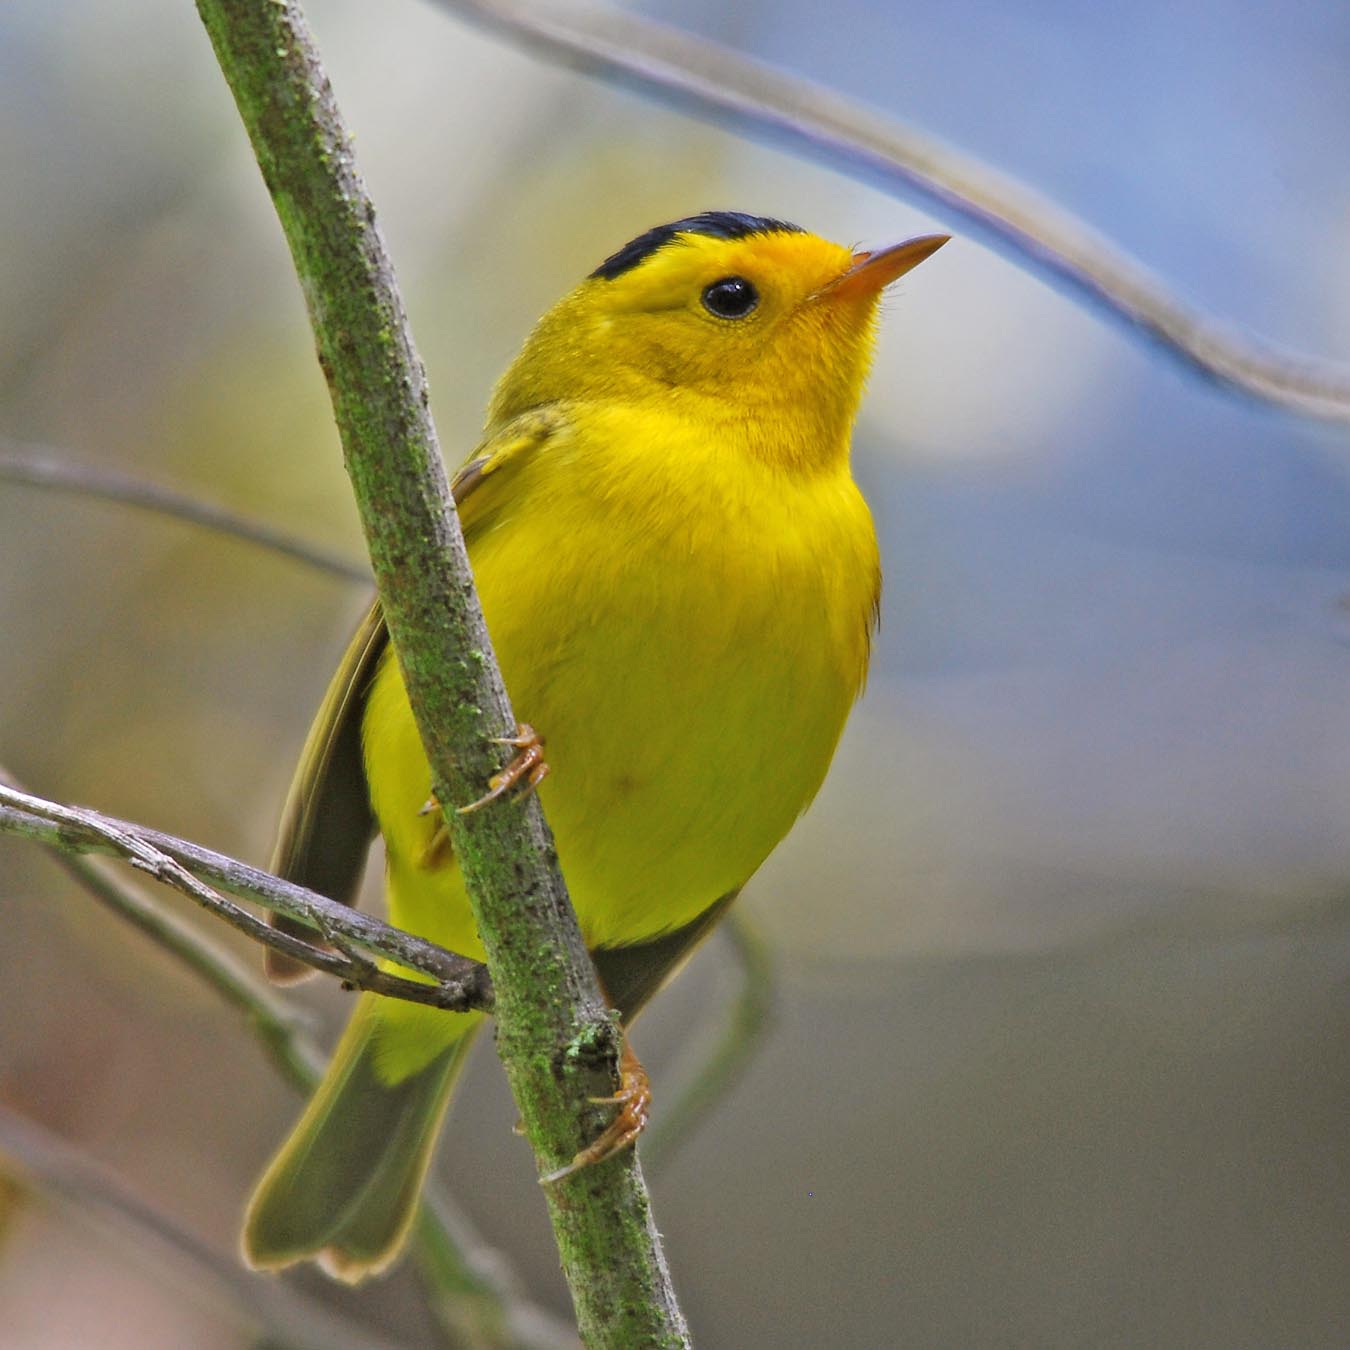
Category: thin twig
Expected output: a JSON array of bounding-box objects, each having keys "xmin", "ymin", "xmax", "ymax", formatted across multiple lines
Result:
[
  {"xmin": 0, "ymin": 1106, "xmax": 395, "ymax": 1350},
  {"xmin": 10, "ymin": 800, "xmax": 576, "ymax": 1347},
  {"xmin": 0, "ymin": 437, "xmax": 368, "ymax": 582},
  {"xmin": 440, "ymin": 0, "xmax": 1350, "ymax": 425},
  {"xmin": 643, "ymin": 910, "xmax": 776, "ymax": 1171},
  {"xmin": 0, "ymin": 779, "xmax": 492, "ymax": 1013}
]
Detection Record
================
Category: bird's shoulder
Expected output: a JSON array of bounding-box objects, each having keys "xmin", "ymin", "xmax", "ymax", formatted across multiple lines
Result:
[{"xmin": 451, "ymin": 404, "xmax": 573, "ymax": 515}]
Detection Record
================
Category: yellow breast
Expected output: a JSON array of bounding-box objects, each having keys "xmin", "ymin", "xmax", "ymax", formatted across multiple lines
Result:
[{"xmin": 363, "ymin": 397, "xmax": 878, "ymax": 962}]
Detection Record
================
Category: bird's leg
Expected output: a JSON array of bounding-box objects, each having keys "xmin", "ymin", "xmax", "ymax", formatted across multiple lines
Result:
[
  {"xmin": 419, "ymin": 724, "xmax": 547, "ymax": 861},
  {"xmin": 540, "ymin": 1036, "xmax": 651, "ymax": 1185},
  {"xmin": 458, "ymin": 723, "xmax": 549, "ymax": 814}
]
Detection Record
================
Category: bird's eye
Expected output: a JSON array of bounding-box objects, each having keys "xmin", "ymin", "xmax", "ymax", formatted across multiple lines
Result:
[{"xmin": 701, "ymin": 276, "xmax": 759, "ymax": 319}]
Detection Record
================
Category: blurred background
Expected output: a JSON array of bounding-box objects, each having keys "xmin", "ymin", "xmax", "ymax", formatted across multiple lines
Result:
[{"xmin": 2, "ymin": 0, "xmax": 1348, "ymax": 1345}]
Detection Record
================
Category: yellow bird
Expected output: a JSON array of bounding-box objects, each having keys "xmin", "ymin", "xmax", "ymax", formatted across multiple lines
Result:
[{"xmin": 242, "ymin": 213, "xmax": 948, "ymax": 1281}]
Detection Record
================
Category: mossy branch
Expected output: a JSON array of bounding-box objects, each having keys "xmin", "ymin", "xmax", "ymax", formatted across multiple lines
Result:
[
  {"xmin": 0, "ymin": 779, "xmax": 488, "ymax": 1011},
  {"xmin": 191, "ymin": 1, "xmax": 687, "ymax": 1342}
]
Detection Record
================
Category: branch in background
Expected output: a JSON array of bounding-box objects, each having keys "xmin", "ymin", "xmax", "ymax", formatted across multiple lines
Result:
[
  {"xmin": 0, "ymin": 1106, "xmax": 393, "ymax": 1350},
  {"xmin": 47, "ymin": 847, "xmax": 323, "ymax": 1091},
  {"xmin": 642, "ymin": 911, "xmax": 775, "ymax": 1171},
  {"xmin": 0, "ymin": 778, "xmax": 491, "ymax": 1013},
  {"xmin": 412, "ymin": 1204, "xmax": 580, "ymax": 1350},
  {"xmin": 443, "ymin": 0, "xmax": 1350, "ymax": 425},
  {"xmin": 0, "ymin": 437, "xmax": 368, "ymax": 583},
  {"xmin": 193, "ymin": 1, "xmax": 686, "ymax": 1341}
]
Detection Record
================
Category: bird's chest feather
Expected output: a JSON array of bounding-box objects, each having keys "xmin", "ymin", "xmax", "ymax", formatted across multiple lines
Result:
[{"xmin": 461, "ymin": 413, "xmax": 879, "ymax": 946}]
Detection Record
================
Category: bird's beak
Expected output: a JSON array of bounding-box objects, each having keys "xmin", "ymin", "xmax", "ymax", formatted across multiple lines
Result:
[{"xmin": 816, "ymin": 233, "xmax": 951, "ymax": 302}]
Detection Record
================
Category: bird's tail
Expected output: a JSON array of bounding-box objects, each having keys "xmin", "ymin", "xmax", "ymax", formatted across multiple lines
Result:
[{"xmin": 242, "ymin": 993, "xmax": 481, "ymax": 1283}]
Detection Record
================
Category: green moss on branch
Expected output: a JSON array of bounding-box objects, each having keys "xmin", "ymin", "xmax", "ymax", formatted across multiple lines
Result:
[{"xmin": 192, "ymin": 1, "xmax": 688, "ymax": 1342}]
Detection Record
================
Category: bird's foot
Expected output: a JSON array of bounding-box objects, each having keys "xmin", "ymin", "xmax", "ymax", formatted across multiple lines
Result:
[
  {"xmin": 540, "ymin": 1040, "xmax": 651, "ymax": 1184},
  {"xmin": 458, "ymin": 723, "xmax": 549, "ymax": 814}
]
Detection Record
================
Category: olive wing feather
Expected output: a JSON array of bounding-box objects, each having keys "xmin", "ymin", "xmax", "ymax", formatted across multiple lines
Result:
[{"xmin": 264, "ymin": 599, "xmax": 388, "ymax": 982}]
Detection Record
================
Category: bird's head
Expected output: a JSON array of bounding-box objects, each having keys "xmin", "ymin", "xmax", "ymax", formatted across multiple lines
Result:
[{"xmin": 489, "ymin": 212, "xmax": 948, "ymax": 471}]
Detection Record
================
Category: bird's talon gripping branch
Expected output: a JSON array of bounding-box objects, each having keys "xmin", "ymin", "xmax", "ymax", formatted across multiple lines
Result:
[
  {"xmin": 458, "ymin": 723, "xmax": 548, "ymax": 814},
  {"xmin": 541, "ymin": 1040, "xmax": 651, "ymax": 1185}
]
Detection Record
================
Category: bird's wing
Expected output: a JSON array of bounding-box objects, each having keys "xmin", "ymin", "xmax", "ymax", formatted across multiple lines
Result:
[
  {"xmin": 448, "ymin": 405, "xmax": 569, "ymax": 523},
  {"xmin": 263, "ymin": 407, "xmax": 567, "ymax": 983},
  {"xmin": 264, "ymin": 598, "xmax": 388, "ymax": 981}
]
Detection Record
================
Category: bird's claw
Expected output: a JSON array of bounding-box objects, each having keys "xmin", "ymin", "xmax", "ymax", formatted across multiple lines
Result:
[
  {"xmin": 458, "ymin": 723, "xmax": 549, "ymax": 814},
  {"xmin": 540, "ymin": 1043, "xmax": 651, "ymax": 1185}
]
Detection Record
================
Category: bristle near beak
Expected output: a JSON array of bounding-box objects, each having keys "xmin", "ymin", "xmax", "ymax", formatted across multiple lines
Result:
[{"xmin": 816, "ymin": 233, "xmax": 951, "ymax": 302}]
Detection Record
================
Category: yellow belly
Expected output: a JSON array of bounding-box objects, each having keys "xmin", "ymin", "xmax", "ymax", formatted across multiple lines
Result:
[{"xmin": 363, "ymin": 407, "xmax": 878, "ymax": 977}]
